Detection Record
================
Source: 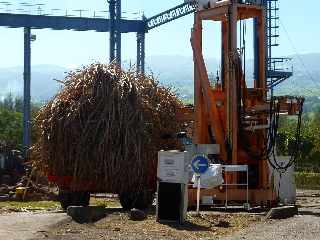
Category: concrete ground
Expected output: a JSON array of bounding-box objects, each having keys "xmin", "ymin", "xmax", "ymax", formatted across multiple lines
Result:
[{"xmin": 0, "ymin": 211, "xmax": 69, "ymax": 240}]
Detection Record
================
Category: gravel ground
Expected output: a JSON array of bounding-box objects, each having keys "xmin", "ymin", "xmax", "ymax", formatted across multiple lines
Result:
[
  {"xmin": 0, "ymin": 190, "xmax": 319, "ymax": 240},
  {"xmin": 38, "ymin": 209, "xmax": 260, "ymax": 240},
  {"xmin": 220, "ymin": 207, "xmax": 320, "ymax": 240},
  {"xmin": 221, "ymin": 189, "xmax": 320, "ymax": 240}
]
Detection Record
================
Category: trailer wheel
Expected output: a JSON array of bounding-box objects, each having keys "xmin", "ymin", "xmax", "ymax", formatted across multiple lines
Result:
[
  {"xmin": 119, "ymin": 190, "xmax": 154, "ymax": 211},
  {"xmin": 58, "ymin": 190, "xmax": 90, "ymax": 211},
  {"xmin": 76, "ymin": 191, "xmax": 90, "ymax": 206},
  {"xmin": 119, "ymin": 192, "xmax": 134, "ymax": 211},
  {"xmin": 58, "ymin": 190, "xmax": 71, "ymax": 210}
]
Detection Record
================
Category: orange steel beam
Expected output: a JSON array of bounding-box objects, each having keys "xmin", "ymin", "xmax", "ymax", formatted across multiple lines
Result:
[
  {"xmin": 191, "ymin": 17, "xmax": 227, "ymax": 160},
  {"xmin": 221, "ymin": 20, "xmax": 230, "ymax": 159},
  {"xmin": 193, "ymin": 18, "xmax": 208, "ymax": 144},
  {"xmin": 199, "ymin": 4, "xmax": 263, "ymax": 21}
]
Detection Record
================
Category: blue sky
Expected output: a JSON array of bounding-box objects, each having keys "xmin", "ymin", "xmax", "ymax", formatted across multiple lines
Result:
[{"xmin": 0, "ymin": 0, "xmax": 319, "ymax": 68}]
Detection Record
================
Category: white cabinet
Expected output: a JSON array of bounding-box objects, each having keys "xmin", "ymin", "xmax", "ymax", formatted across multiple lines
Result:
[
  {"xmin": 157, "ymin": 151, "xmax": 189, "ymax": 224},
  {"xmin": 157, "ymin": 151, "xmax": 189, "ymax": 184}
]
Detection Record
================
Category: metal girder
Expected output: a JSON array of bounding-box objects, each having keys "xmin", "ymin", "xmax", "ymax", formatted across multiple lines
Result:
[
  {"xmin": 267, "ymin": 70, "xmax": 293, "ymax": 89},
  {"xmin": 146, "ymin": 2, "xmax": 196, "ymax": 31},
  {"xmin": 0, "ymin": 13, "xmax": 144, "ymax": 33}
]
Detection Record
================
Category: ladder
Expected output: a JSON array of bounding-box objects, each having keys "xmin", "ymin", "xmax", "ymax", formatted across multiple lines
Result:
[{"xmin": 266, "ymin": 0, "xmax": 293, "ymax": 90}]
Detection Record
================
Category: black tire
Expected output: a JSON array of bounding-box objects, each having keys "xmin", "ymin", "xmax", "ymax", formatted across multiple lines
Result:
[
  {"xmin": 58, "ymin": 190, "xmax": 71, "ymax": 210},
  {"xmin": 76, "ymin": 191, "xmax": 90, "ymax": 206},
  {"xmin": 58, "ymin": 190, "xmax": 90, "ymax": 211},
  {"xmin": 119, "ymin": 192, "xmax": 134, "ymax": 211},
  {"xmin": 119, "ymin": 190, "xmax": 154, "ymax": 211}
]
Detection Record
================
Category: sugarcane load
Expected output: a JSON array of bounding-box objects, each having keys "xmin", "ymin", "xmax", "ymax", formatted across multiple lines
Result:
[{"xmin": 32, "ymin": 64, "xmax": 182, "ymax": 210}]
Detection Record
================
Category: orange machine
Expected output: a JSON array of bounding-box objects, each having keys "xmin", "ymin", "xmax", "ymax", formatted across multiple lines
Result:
[{"xmin": 182, "ymin": 0, "xmax": 304, "ymax": 207}]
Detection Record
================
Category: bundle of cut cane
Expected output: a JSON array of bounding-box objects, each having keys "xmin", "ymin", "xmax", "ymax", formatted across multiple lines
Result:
[{"xmin": 31, "ymin": 64, "xmax": 182, "ymax": 195}]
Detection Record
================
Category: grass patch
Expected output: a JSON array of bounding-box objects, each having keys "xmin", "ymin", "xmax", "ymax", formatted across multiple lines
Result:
[
  {"xmin": 295, "ymin": 172, "xmax": 320, "ymax": 190},
  {"xmin": 90, "ymin": 197, "xmax": 121, "ymax": 208},
  {"xmin": 0, "ymin": 201, "xmax": 60, "ymax": 211}
]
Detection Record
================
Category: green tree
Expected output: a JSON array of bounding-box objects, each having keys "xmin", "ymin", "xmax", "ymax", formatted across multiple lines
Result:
[
  {"xmin": 0, "ymin": 107, "xmax": 23, "ymax": 148},
  {"xmin": 0, "ymin": 95, "xmax": 41, "ymax": 150}
]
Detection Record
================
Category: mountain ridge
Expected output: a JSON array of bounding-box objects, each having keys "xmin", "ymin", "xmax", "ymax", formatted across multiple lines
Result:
[{"xmin": 0, "ymin": 53, "xmax": 319, "ymax": 101}]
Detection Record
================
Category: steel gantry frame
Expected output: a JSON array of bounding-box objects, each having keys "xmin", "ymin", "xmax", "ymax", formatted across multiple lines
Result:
[
  {"xmin": 2, "ymin": 0, "xmax": 292, "ymax": 156},
  {"xmin": 0, "ymin": 1, "xmax": 145, "ymax": 156},
  {"xmin": 0, "ymin": 0, "xmax": 195, "ymax": 155}
]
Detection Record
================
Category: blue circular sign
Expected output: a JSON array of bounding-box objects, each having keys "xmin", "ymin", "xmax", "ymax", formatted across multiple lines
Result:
[{"xmin": 191, "ymin": 155, "xmax": 209, "ymax": 174}]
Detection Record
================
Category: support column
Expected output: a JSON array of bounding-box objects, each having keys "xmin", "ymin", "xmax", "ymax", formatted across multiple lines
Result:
[
  {"xmin": 222, "ymin": 20, "xmax": 230, "ymax": 152},
  {"xmin": 221, "ymin": 21, "xmax": 227, "ymax": 88},
  {"xmin": 136, "ymin": 32, "xmax": 145, "ymax": 74},
  {"xmin": 253, "ymin": 17, "xmax": 259, "ymax": 86},
  {"xmin": 193, "ymin": 15, "xmax": 205, "ymax": 144},
  {"xmin": 23, "ymin": 27, "xmax": 31, "ymax": 157},
  {"xmin": 108, "ymin": 0, "xmax": 121, "ymax": 65},
  {"xmin": 258, "ymin": 10, "xmax": 267, "ymax": 93},
  {"xmin": 254, "ymin": 0, "xmax": 268, "ymax": 90},
  {"xmin": 115, "ymin": 0, "xmax": 121, "ymax": 64},
  {"xmin": 109, "ymin": 0, "xmax": 116, "ymax": 62},
  {"xmin": 228, "ymin": 2, "xmax": 238, "ymax": 165}
]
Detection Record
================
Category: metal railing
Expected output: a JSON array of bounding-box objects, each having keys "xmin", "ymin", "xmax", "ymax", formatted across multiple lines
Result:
[
  {"xmin": 223, "ymin": 165, "xmax": 249, "ymax": 209},
  {"xmin": 0, "ymin": 1, "xmax": 143, "ymax": 19}
]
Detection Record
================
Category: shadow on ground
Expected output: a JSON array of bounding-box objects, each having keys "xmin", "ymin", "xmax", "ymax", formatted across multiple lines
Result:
[{"xmin": 299, "ymin": 210, "xmax": 320, "ymax": 217}]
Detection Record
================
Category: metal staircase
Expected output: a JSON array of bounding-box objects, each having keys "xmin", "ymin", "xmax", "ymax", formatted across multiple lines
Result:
[{"xmin": 265, "ymin": 0, "xmax": 293, "ymax": 90}]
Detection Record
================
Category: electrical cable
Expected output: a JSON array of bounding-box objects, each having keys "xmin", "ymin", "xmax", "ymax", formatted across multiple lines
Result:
[
  {"xmin": 281, "ymin": 76, "xmax": 319, "ymax": 97},
  {"xmin": 267, "ymin": 97, "xmax": 305, "ymax": 173},
  {"xmin": 279, "ymin": 19, "xmax": 320, "ymax": 91},
  {"xmin": 234, "ymin": 15, "xmax": 305, "ymax": 174}
]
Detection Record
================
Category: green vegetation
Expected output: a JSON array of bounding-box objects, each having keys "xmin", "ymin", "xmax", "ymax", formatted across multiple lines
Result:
[
  {"xmin": 0, "ymin": 94, "xmax": 40, "ymax": 149},
  {"xmin": 0, "ymin": 106, "xmax": 23, "ymax": 148},
  {"xmin": 90, "ymin": 197, "xmax": 121, "ymax": 208},
  {"xmin": 277, "ymin": 97, "xmax": 320, "ymax": 172},
  {"xmin": 0, "ymin": 201, "xmax": 60, "ymax": 211},
  {"xmin": 295, "ymin": 172, "xmax": 320, "ymax": 190}
]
